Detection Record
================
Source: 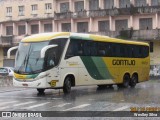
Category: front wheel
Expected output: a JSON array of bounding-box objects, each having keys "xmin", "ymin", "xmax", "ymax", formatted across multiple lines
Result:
[
  {"xmin": 63, "ymin": 77, "xmax": 72, "ymax": 94},
  {"xmin": 37, "ymin": 88, "xmax": 45, "ymax": 94}
]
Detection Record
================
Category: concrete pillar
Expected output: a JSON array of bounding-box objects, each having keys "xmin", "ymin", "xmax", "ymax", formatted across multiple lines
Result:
[
  {"xmin": 84, "ymin": 0, "xmax": 89, "ymax": 10},
  {"xmin": 69, "ymin": 0, "xmax": 73, "ymax": 11},
  {"xmin": 13, "ymin": 22, "xmax": 16, "ymax": 35},
  {"xmin": 130, "ymin": 16, "xmax": 133, "ymax": 28},
  {"xmin": 114, "ymin": 0, "xmax": 119, "ymax": 8},
  {"xmin": 71, "ymin": 19, "xmax": 74, "ymax": 32},
  {"xmin": 89, "ymin": 17, "xmax": 93, "ymax": 32},
  {"xmin": 0, "ymin": 24, "xmax": 1, "ymax": 36},
  {"xmin": 25, "ymin": 21, "xmax": 29, "ymax": 35},
  {"xmin": 109, "ymin": 16, "xmax": 113, "ymax": 31},
  {"xmin": 53, "ymin": 0, "xmax": 57, "ymax": 12},
  {"xmin": 130, "ymin": 0, "xmax": 134, "ymax": 5},
  {"xmin": 147, "ymin": 0, "xmax": 150, "ymax": 5},
  {"xmin": 39, "ymin": 21, "xmax": 42, "ymax": 33},
  {"xmin": 52, "ymin": 20, "xmax": 55, "ymax": 32},
  {"xmin": 99, "ymin": 0, "xmax": 103, "ymax": 9},
  {"xmin": 53, "ymin": 20, "xmax": 58, "ymax": 32},
  {"xmin": 155, "ymin": 13, "xmax": 158, "ymax": 29},
  {"xmin": 1, "ymin": 24, "xmax": 4, "ymax": 35}
]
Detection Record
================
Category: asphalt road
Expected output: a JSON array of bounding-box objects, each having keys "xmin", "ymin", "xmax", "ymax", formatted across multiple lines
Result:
[{"xmin": 0, "ymin": 79, "xmax": 160, "ymax": 119}]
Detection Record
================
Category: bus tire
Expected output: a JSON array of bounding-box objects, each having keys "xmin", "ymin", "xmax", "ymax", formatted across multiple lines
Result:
[
  {"xmin": 129, "ymin": 74, "xmax": 138, "ymax": 88},
  {"xmin": 37, "ymin": 88, "xmax": 45, "ymax": 94},
  {"xmin": 118, "ymin": 74, "xmax": 130, "ymax": 88},
  {"xmin": 63, "ymin": 77, "xmax": 72, "ymax": 94},
  {"xmin": 97, "ymin": 85, "xmax": 107, "ymax": 88}
]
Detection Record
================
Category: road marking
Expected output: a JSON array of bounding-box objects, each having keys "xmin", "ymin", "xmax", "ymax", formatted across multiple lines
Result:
[
  {"xmin": 23, "ymin": 102, "xmax": 50, "ymax": 109},
  {"xmin": 113, "ymin": 106, "xmax": 129, "ymax": 111},
  {"xmin": 0, "ymin": 101, "xmax": 18, "ymax": 106},
  {"xmin": 13, "ymin": 101, "xmax": 36, "ymax": 107},
  {"xmin": 0, "ymin": 101, "xmax": 19, "ymax": 110},
  {"xmin": 63, "ymin": 104, "xmax": 90, "ymax": 111},
  {"xmin": 0, "ymin": 106, "xmax": 10, "ymax": 110},
  {"xmin": 52, "ymin": 103, "xmax": 71, "ymax": 107}
]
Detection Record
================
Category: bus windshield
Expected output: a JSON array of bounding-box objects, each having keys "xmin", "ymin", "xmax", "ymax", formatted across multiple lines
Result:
[
  {"xmin": 14, "ymin": 38, "xmax": 68, "ymax": 74},
  {"xmin": 14, "ymin": 42, "xmax": 49, "ymax": 74}
]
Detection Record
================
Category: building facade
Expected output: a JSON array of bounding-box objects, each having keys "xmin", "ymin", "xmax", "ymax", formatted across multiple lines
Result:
[{"xmin": 0, "ymin": 0, "xmax": 160, "ymax": 75}]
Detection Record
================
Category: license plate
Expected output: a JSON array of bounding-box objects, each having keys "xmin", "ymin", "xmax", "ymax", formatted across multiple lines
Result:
[{"xmin": 22, "ymin": 84, "xmax": 28, "ymax": 87}]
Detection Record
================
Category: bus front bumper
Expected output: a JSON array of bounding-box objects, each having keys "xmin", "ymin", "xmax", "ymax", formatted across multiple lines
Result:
[{"xmin": 13, "ymin": 77, "xmax": 49, "ymax": 88}]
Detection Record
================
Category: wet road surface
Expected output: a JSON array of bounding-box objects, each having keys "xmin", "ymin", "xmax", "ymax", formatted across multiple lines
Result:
[{"xmin": 0, "ymin": 79, "xmax": 159, "ymax": 113}]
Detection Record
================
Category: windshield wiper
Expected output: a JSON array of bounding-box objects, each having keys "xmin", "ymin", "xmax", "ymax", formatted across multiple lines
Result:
[{"xmin": 16, "ymin": 54, "xmax": 28, "ymax": 74}]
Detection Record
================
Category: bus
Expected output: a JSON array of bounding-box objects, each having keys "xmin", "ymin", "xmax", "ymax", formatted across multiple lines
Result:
[{"xmin": 7, "ymin": 32, "xmax": 150, "ymax": 94}]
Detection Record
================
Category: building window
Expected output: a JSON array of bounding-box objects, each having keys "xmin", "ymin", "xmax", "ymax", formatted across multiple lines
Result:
[
  {"xmin": 18, "ymin": 25, "xmax": 25, "ymax": 35},
  {"xmin": 31, "ymin": 4, "xmax": 38, "ymax": 11},
  {"xmin": 18, "ymin": 6, "xmax": 25, "ymax": 16},
  {"xmin": 115, "ymin": 19, "xmax": 128, "ymax": 31},
  {"xmin": 6, "ymin": 26, "xmax": 13, "ymax": 35},
  {"xmin": 150, "ymin": 42, "xmax": 153, "ymax": 52},
  {"xmin": 31, "ymin": 24, "xmax": 39, "ymax": 34},
  {"xmin": 74, "ymin": 1, "xmax": 84, "ymax": 12},
  {"xmin": 62, "ymin": 23, "xmax": 71, "ymax": 32},
  {"xmin": 135, "ymin": 0, "xmax": 147, "ymax": 7},
  {"xmin": 119, "ymin": 0, "xmax": 130, "ymax": 8},
  {"xmin": 44, "ymin": 23, "xmax": 52, "ymax": 32},
  {"xmin": 60, "ymin": 2, "xmax": 69, "ymax": 13},
  {"xmin": 45, "ymin": 3, "xmax": 52, "ymax": 10},
  {"xmin": 98, "ymin": 21, "xmax": 110, "ymax": 32},
  {"xmin": 139, "ymin": 18, "xmax": 152, "ymax": 30},
  {"xmin": 45, "ymin": 3, "xmax": 52, "ymax": 13},
  {"xmin": 104, "ymin": 0, "xmax": 114, "ymax": 9},
  {"xmin": 151, "ymin": 0, "xmax": 160, "ymax": 6},
  {"xmin": 6, "ymin": 7, "xmax": 12, "ymax": 16},
  {"xmin": 89, "ymin": 0, "xmax": 99, "ymax": 10},
  {"xmin": 77, "ymin": 22, "xmax": 88, "ymax": 33}
]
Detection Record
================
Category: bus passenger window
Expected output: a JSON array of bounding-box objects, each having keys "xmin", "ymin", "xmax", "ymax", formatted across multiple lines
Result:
[
  {"xmin": 77, "ymin": 42, "xmax": 83, "ymax": 56},
  {"xmin": 84, "ymin": 42, "xmax": 90, "ymax": 56},
  {"xmin": 99, "ymin": 50, "xmax": 106, "ymax": 56}
]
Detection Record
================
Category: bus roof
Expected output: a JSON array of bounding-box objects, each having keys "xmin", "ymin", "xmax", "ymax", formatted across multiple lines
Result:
[{"xmin": 21, "ymin": 32, "xmax": 149, "ymax": 46}]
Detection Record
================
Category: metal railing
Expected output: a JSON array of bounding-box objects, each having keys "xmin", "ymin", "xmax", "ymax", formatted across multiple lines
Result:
[{"xmin": 90, "ymin": 29, "xmax": 160, "ymax": 41}]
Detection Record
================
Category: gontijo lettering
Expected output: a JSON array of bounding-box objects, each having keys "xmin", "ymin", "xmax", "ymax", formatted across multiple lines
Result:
[{"xmin": 112, "ymin": 60, "xmax": 136, "ymax": 66}]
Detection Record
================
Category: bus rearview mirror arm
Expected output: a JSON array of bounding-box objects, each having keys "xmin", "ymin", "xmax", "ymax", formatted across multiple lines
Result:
[
  {"xmin": 7, "ymin": 46, "xmax": 19, "ymax": 59},
  {"xmin": 41, "ymin": 45, "xmax": 58, "ymax": 58}
]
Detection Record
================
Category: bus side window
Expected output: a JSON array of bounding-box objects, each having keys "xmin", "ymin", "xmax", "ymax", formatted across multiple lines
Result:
[
  {"xmin": 90, "ymin": 42, "xmax": 97, "ymax": 56},
  {"xmin": 65, "ymin": 39, "xmax": 78, "ymax": 58},
  {"xmin": 106, "ymin": 43, "xmax": 111, "ymax": 57},
  {"xmin": 98, "ymin": 42, "xmax": 106, "ymax": 57},
  {"xmin": 77, "ymin": 41, "xmax": 83, "ymax": 56},
  {"xmin": 83, "ymin": 41, "xmax": 90, "ymax": 56},
  {"xmin": 127, "ymin": 45, "xmax": 133, "ymax": 58},
  {"xmin": 143, "ymin": 46, "xmax": 149, "ymax": 58}
]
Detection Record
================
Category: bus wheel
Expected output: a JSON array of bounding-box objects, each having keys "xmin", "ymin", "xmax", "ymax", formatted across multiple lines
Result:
[
  {"xmin": 63, "ymin": 77, "xmax": 72, "ymax": 94},
  {"xmin": 129, "ymin": 74, "xmax": 138, "ymax": 88},
  {"xmin": 37, "ymin": 88, "xmax": 45, "ymax": 94},
  {"xmin": 118, "ymin": 74, "xmax": 130, "ymax": 88},
  {"xmin": 108, "ymin": 84, "xmax": 113, "ymax": 88},
  {"xmin": 97, "ymin": 85, "xmax": 107, "ymax": 88}
]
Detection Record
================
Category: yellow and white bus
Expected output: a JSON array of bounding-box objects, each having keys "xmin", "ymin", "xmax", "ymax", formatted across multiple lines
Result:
[{"xmin": 8, "ymin": 32, "xmax": 150, "ymax": 94}]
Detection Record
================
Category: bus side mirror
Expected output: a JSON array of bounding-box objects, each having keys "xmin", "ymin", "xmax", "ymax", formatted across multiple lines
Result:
[
  {"xmin": 7, "ymin": 46, "xmax": 19, "ymax": 59},
  {"xmin": 41, "ymin": 45, "xmax": 58, "ymax": 58}
]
